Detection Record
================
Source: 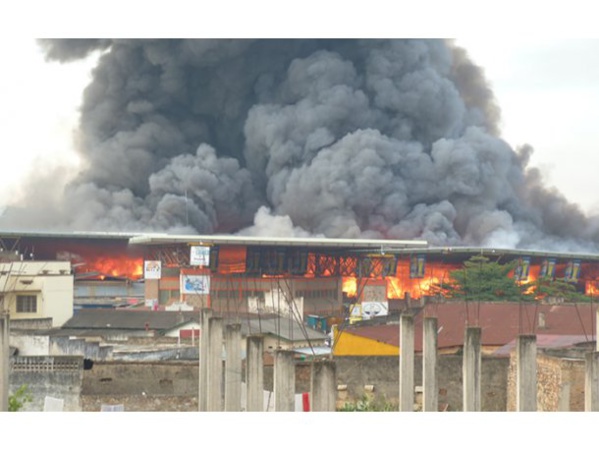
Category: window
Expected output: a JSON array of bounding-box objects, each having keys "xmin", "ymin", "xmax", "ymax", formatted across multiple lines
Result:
[{"xmin": 16, "ymin": 295, "xmax": 37, "ymax": 313}]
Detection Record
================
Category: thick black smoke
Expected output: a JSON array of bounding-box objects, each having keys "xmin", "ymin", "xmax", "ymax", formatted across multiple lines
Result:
[{"xmin": 3, "ymin": 39, "xmax": 599, "ymax": 251}]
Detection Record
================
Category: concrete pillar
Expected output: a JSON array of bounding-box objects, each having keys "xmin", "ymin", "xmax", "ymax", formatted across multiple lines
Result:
[
  {"xmin": 206, "ymin": 316, "xmax": 223, "ymax": 412},
  {"xmin": 596, "ymin": 309, "xmax": 599, "ymax": 351},
  {"xmin": 399, "ymin": 313, "xmax": 414, "ymax": 412},
  {"xmin": 0, "ymin": 313, "xmax": 9, "ymax": 412},
  {"xmin": 198, "ymin": 308, "xmax": 212, "ymax": 411},
  {"xmin": 462, "ymin": 326, "xmax": 481, "ymax": 411},
  {"xmin": 311, "ymin": 359, "xmax": 336, "ymax": 411},
  {"xmin": 516, "ymin": 334, "xmax": 537, "ymax": 411},
  {"xmin": 423, "ymin": 316, "xmax": 438, "ymax": 412},
  {"xmin": 224, "ymin": 323, "xmax": 242, "ymax": 412},
  {"xmin": 246, "ymin": 335, "xmax": 264, "ymax": 412},
  {"xmin": 585, "ymin": 351, "xmax": 599, "ymax": 411},
  {"xmin": 274, "ymin": 349, "xmax": 295, "ymax": 412}
]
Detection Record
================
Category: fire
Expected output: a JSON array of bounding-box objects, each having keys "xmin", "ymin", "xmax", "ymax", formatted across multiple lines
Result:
[
  {"xmin": 386, "ymin": 275, "xmax": 446, "ymax": 299},
  {"xmin": 586, "ymin": 280, "xmax": 599, "ymax": 296},
  {"xmin": 342, "ymin": 277, "xmax": 357, "ymax": 297},
  {"xmin": 79, "ymin": 255, "xmax": 143, "ymax": 279}
]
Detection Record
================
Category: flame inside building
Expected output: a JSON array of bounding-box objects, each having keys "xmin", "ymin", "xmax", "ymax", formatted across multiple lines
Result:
[{"xmin": 2, "ymin": 232, "xmax": 599, "ymax": 315}]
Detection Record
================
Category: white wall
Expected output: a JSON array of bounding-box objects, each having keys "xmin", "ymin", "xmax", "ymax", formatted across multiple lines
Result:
[{"xmin": 10, "ymin": 335, "xmax": 50, "ymax": 355}]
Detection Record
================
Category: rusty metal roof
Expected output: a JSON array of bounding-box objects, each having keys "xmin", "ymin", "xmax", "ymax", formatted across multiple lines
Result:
[{"xmin": 339, "ymin": 301, "xmax": 598, "ymax": 351}]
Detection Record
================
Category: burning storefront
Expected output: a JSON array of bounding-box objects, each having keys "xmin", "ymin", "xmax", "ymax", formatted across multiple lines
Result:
[
  {"xmin": 3, "ymin": 230, "xmax": 599, "ymax": 323},
  {"xmin": 130, "ymin": 234, "xmax": 428, "ymax": 319}
]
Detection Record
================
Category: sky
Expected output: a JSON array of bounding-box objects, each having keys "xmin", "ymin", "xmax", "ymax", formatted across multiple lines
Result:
[{"xmin": 3, "ymin": 2, "xmax": 599, "ymax": 217}]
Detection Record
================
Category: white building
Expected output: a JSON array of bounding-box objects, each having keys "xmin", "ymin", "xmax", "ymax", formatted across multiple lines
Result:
[{"xmin": 0, "ymin": 261, "xmax": 74, "ymax": 327}]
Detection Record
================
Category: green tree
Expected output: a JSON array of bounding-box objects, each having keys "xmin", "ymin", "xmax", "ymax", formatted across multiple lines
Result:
[
  {"xmin": 9, "ymin": 384, "xmax": 32, "ymax": 412},
  {"xmin": 523, "ymin": 276, "xmax": 591, "ymax": 302},
  {"xmin": 441, "ymin": 255, "xmax": 528, "ymax": 302}
]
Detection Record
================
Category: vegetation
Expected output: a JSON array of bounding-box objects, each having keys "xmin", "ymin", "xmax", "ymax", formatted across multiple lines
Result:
[
  {"xmin": 437, "ymin": 255, "xmax": 592, "ymax": 303},
  {"xmin": 440, "ymin": 255, "xmax": 527, "ymax": 302},
  {"xmin": 337, "ymin": 395, "xmax": 396, "ymax": 412},
  {"xmin": 9, "ymin": 384, "xmax": 32, "ymax": 412},
  {"xmin": 523, "ymin": 276, "xmax": 591, "ymax": 302}
]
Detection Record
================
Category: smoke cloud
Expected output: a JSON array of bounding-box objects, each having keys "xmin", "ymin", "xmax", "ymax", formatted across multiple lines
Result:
[{"xmin": 3, "ymin": 39, "xmax": 599, "ymax": 252}]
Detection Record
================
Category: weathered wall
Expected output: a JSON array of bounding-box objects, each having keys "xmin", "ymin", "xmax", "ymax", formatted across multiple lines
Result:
[
  {"xmin": 11, "ymin": 334, "xmax": 114, "ymax": 360},
  {"xmin": 82, "ymin": 361, "xmax": 199, "ymax": 396},
  {"xmin": 334, "ymin": 355, "xmax": 509, "ymax": 411},
  {"xmin": 9, "ymin": 356, "xmax": 83, "ymax": 412},
  {"xmin": 10, "ymin": 318, "xmax": 53, "ymax": 330},
  {"xmin": 506, "ymin": 351, "xmax": 586, "ymax": 411},
  {"xmin": 81, "ymin": 361, "xmax": 200, "ymax": 411},
  {"xmin": 49, "ymin": 336, "xmax": 114, "ymax": 360},
  {"xmin": 11, "ymin": 334, "xmax": 50, "ymax": 355}
]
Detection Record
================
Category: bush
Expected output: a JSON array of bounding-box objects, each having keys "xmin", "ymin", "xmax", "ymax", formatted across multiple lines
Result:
[
  {"xmin": 338, "ymin": 395, "xmax": 395, "ymax": 412},
  {"xmin": 9, "ymin": 384, "xmax": 32, "ymax": 412}
]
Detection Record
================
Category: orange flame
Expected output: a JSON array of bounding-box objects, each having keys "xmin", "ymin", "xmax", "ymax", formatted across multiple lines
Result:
[
  {"xmin": 79, "ymin": 255, "xmax": 143, "ymax": 279},
  {"xmin": 342, "ymin": 277, "xmax": 357, "ymax": 297}
]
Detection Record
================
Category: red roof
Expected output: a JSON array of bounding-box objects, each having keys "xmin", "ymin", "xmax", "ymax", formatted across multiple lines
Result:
[{"xmin": 343, "ymin": 302, "xmax": 598, "ymax": 351}]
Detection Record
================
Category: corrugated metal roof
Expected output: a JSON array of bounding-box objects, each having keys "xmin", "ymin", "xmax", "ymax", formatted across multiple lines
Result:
[
  {"xmin": 74, "ymin": 283, "xmax": 145, "ymax": 298},
  {"xmin": 390, "ymin": 246, "xmax": 599, "ymax": 262},
  {"xmin": 242, "ymin": 317, "xmax": 328, "ymax": 342},
  {"xmin": 62, "ymin": 309, "xmax": 199, "ymax": 330},
  {"xmin": 339, "ymin": 302, "xmax": 598, "ymax": 351},
  {"xmin": 128, "ymin": 233, "xmax": 428, "ymax": 249},
  {"xmin": 61, "ymin": 308, "xmax": 328, "ymax": 343},
  {"xmin": 493, "ymin": 334, "xmax": 593, "ymax": 356}
]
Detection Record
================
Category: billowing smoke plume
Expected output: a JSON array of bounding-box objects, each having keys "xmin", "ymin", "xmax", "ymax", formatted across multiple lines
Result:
[{"xmin": 3, "ymin": 39, "xmax": 599, "ymax": 251}]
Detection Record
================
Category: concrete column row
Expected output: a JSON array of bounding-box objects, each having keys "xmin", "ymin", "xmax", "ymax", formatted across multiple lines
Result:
[{"xmin": 400, "ymin": 313, "xmax": 543, "ymax": 412}]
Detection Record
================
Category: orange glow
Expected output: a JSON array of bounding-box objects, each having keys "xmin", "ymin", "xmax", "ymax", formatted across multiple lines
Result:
[
  {"xmin": 586, "ymin": 280, "xmax": 599, "ymax": 296},
  {"xmin": 79, "ymin": 255, "xmax": 143, "ymax": 279},
  {"xmin": 217, "ymin": 246, "xmax": 246, "ymax": 273},
  {"xmin": 386, "ymin": 275, "xmax": 447, "ymax": 299},
  {"xmin": 342, "ymin": 277, "xmax": 357, "ymax": 297}
]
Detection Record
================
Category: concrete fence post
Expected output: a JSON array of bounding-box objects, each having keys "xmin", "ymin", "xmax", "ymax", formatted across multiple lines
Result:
[
  {"xmin": 246, "ymin": 335, "xmax": 264, "ymax": 412},
  {"xmin": 224, "ymin": 323, "xmax": 242, "ymax": 412},
  {"xmin": 585, "ymin": 351, "xmax": 599, "ymax": 411},
  {"xmin": 274, "ymin": 349, "xmax": 296, "ymax": 412},
  {"xmin": 463, "ymin": 326, "xmax": 481, "ymax": 411},
  {"xmin": 423, "ymin": 316, "xmax": 438, "ymax": 412},
  {"xmin": 207, "ymin": 316, "xmax": 223, "ymax": 412},
  {"xmin": 311, "ymin": 359, "xmax": 336, "ymax": 411},
  {"xmin": 399, "ymin": 313, "xmax": 415, "ymax": 412},
  {"xmin": 198, "ymin": 308, "xmax": 212, "ymax": 412},
  {"xmin": 516, "ymin": 334, "xmax": 537, "ymax": 412},
  {"xmin": 0, "ymin": 313, "xmax": 9, "ymax": 412}
]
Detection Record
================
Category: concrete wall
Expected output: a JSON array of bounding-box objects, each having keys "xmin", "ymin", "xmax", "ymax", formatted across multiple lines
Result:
[
  {"xmin": 11, "ymin": 334, "xmax": 50, "ymax": 355},
  {"xmin": 81, "ymin": 361, "xmax": 199, "ymax": 411},
  {"xmin": 82, "ymin": 361, "xmax": 199, "ymax": 396},
  {"xmin": 335, "ymin": 355, "xmax": 509, "ymax": 411},
  {"xmin": 49, "ymin": 336, "xmax": 113, "ymax": 361},
  {"xmin": 9, "ymin": 355, "xmax": 83, "ymax": 412},
  {"xmin": 506, "ymin": 351, "xmax": 586, "ymax": 411},
  {"xmin": 11, "ymin": 334, "xmax": 113, "ymax": 360},
  {"xmin": 10, "ymin": 318, "xmax": 53, "ymax": 330},
  {"xmin": 7, "ymin": 352, "xmax": 513, "ymax": 412}
]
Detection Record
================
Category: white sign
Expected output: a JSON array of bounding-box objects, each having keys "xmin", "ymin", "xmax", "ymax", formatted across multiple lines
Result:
[
  {"xmin": 144, "ymin": 260, "xmax": 162, "ymax": 279},
  {"xmin": 361, "ymin": 301, "xmax": 389, "ymax": 319},
  {"xmin": 190, "ymin": 246, "xmax": 210, "ymax": 266},
  {"xmin": 180, "ymin": 274, "xmax": 210, "ymax": 294}
]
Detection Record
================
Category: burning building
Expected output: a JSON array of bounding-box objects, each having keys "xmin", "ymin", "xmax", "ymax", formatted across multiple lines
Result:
[{"xmin": 3, "ymin": 230, "xmax": 599, "ymax": 325}]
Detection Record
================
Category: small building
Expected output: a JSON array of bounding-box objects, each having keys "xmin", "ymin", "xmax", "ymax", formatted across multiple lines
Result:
[{"xmin": 0, "ymin": 261, "xmax": 74, "ymax": 327}]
